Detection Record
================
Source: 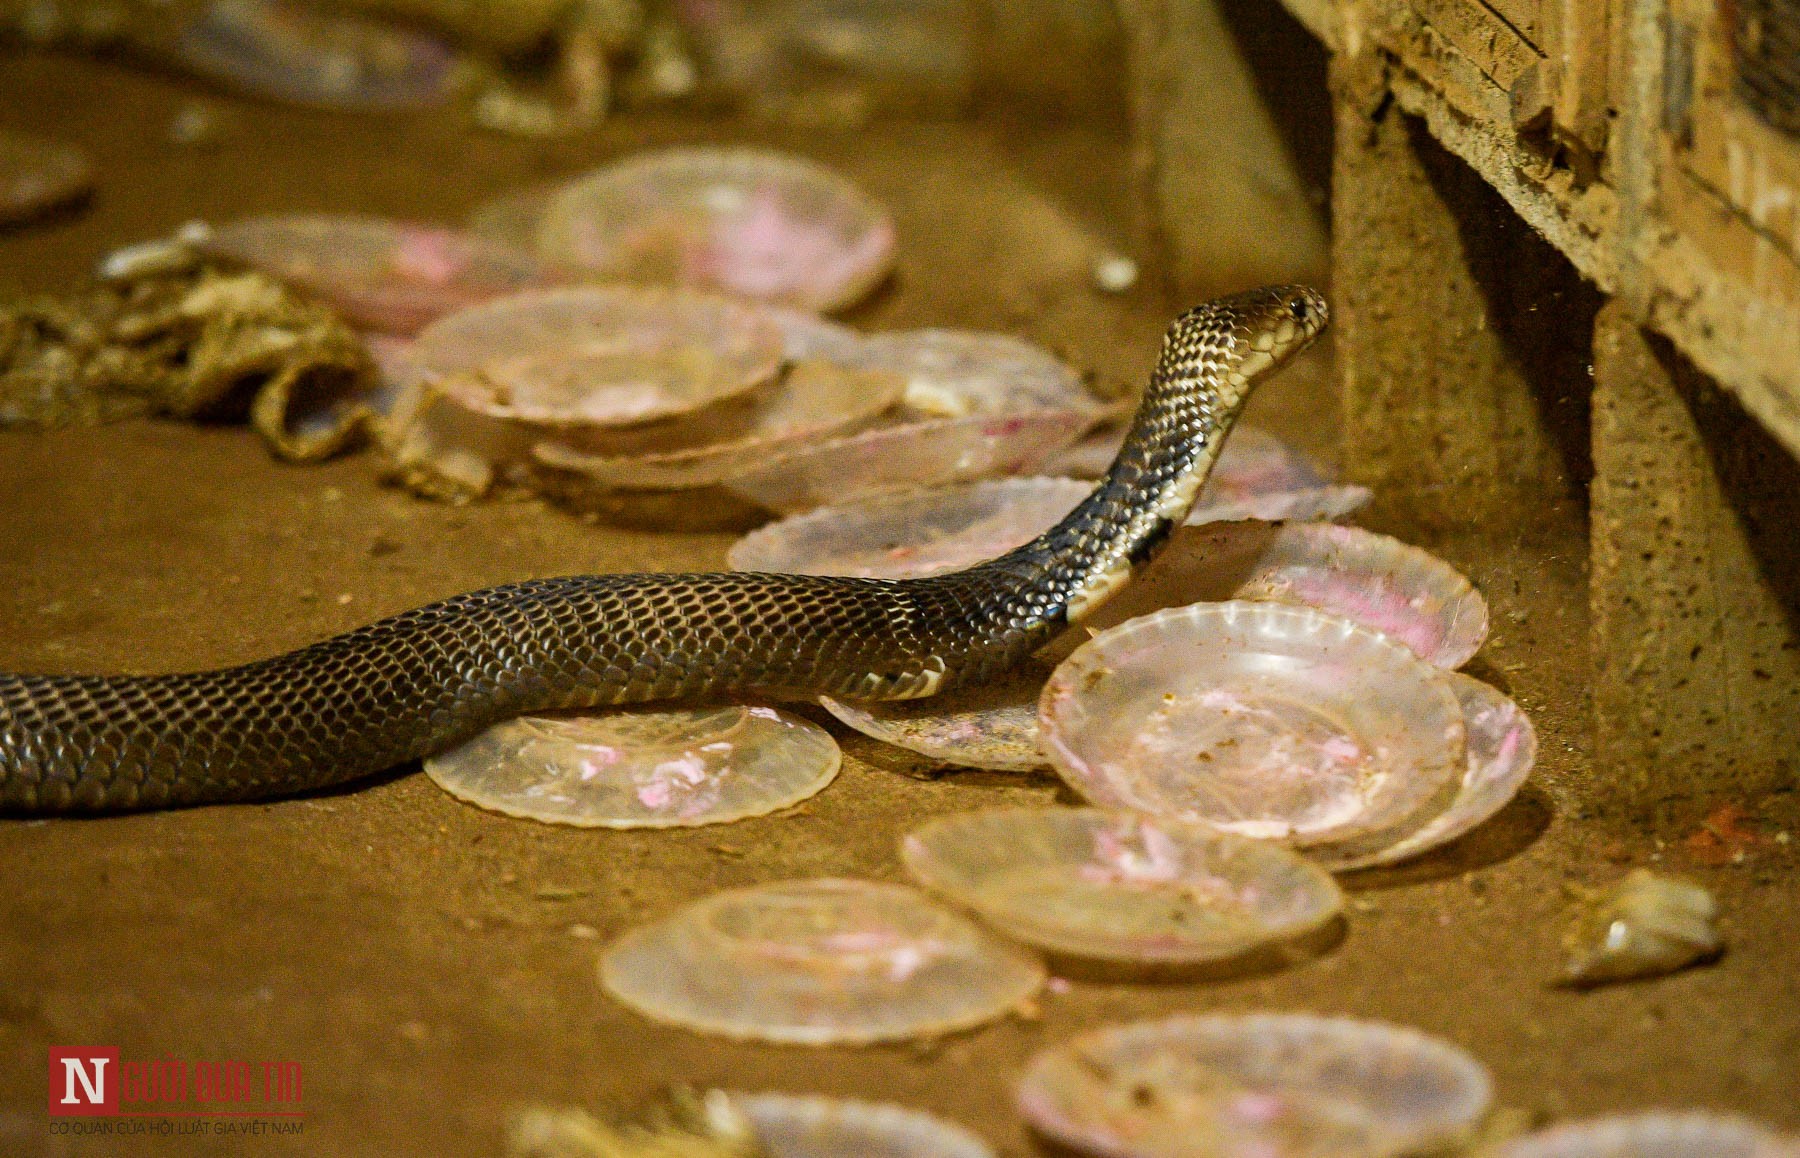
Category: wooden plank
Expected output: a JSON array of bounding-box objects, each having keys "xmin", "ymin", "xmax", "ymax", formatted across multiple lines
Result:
[
  {"xmin": 1408, "ymin": 0, "xmax": 1543, "ymax": 89},
  {"xmin": 1541, "ymin": 0, "xmax": 1614, "ymax": 157},
  {"xmin": 1644, "ymin": 174, "xmax": 1800, "ymax": 459},
  {"xmin": 1685, "ymin": 99, "xmax": 1800, "ymax": 264},
  {"xmin": 1480, "ymin": 0, "xmax": 1544, "ymax": 46}
]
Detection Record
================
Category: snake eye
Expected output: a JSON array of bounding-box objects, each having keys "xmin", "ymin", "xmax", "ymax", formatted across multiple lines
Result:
[{"xmin": 1288, "ymin": 296, "xmax": 1310, "ymax": 323}]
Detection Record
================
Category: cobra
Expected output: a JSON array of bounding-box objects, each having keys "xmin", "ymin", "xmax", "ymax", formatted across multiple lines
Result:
[{"xmin": 0, "ymin": 286, "xmax": 1327, "ymax": 812}]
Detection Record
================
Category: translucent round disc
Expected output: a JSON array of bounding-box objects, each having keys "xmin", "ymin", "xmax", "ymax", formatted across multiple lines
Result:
[
  {"xmin": 1193, "ymin": 426, "xmax": 1372, "ymax": 523},
  {"xmin": 0, "ymin": 129, "xmax": 91, "ymax": 225},
  {"xmin": 731, "ymin": 1093, "xmax": 996, "ymax": 1158},
  {"xmin": 454, "ymin": 346, "xmax": 772, "ymax": 428},
  {"xmin": 730, "ymin": 477, "xmax": 1092, "ymax": 578},
  {"xmin": 534, "ymin": 358, "xmax": 906, "ymax": 489},
  {"xmin": 1039, "ymin": 419, "xmax": 1127, "ymax": 479},
  {"xmin": 1320, "ymin": 674, "xmax": 1537, "ymax": 870},
  {"xmin": 468, "ymin": 182, "xmax": 559, "ymax": 250},
  {"xmin": 1040, "ymin": 601, "xmax": 1466, "ymax": 860},
  {"xmin": 1228, "ymin": 523, "xmax": 1488, "ymax": 669},
  {"xmin": 846, "ymin": 330, "xmax": 1099, "ymax": 419},
  {"xmin": 712, "ymin": 325, "xmax": 1097, "ymax": 511},
  {"xmin": 424, "ymin": 706, "xmax": 839, "ymax": 828},
  {"xmin": 725, "ymin": 412, "xmax": 1093, "ymax": 514},
  {"xmin": 902, "ymin": 807, "xmax": 1344, "ymax": 964},
  {"xmin": 413, "ymin": 286, "xmax": 784, "ymax": 426},
  {"xmin": 199, "ymin": 215, "xmax": 554, "ymax": 335},
  {"xmin": 364, "ymin": 333, "xmax": 420, "ymax": 414},
  {"xmin": 1491, "ymin": 1114, "xmax": 1799, "ymax": 1158},
  {"xmin": 724, "ymin": 479, "xmax": 1375, "ymax": 589},
  {"xmin": 600, "ymin": 879, "xmax": 1045, "ymax": 1044},
  {"xmin": 175, "ymin": 0, "xmax": 456, "ymax": 111},
  {"xmin": 1017, "ymin": 1014, "xmax": 1494, "ymax": 1158},
  {"xmin": 766, "ymin": 307, "xmax": 869, "ymax": 363},
  {"xmin": 1206, "ymin": 425, "xmax": 1327, "ymax": 494},
  {"xmin": 1074, "ymin": 522, "xmax": 1484, "ymax": 670},
  {"xmin": 1190, "ymin": 484, "xmax": 1374, "ymax": 526},
  {"xmin": 536, "ymin": 147, "xmax": 896, "ymax": 312},
  {"xmin": 821, "ymin": 661, "xmax": 1054, "ymax": 772},
  {"xmin": 1044, "ymin": 422, "xmax": 1370, "ymax": 524}
]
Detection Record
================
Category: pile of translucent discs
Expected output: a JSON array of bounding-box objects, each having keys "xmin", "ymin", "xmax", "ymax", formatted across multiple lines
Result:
[{"xmin": 197, "ymin": 145, "xmax": 1119, "ymax": 510}]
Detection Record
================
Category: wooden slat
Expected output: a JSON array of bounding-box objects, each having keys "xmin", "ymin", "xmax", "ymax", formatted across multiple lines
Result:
[{"xmin": 1407, "ymin": 0, "xmax": 1544, "ymax": 90}]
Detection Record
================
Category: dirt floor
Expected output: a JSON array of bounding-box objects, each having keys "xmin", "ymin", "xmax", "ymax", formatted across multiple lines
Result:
[{"xmin": 1, "ymin": 49, "xmax": 1796, "ymax": 1158}]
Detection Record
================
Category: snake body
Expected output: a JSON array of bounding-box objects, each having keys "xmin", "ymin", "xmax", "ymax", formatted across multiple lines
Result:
[{"xmin": 0, "ymin": 287, "xmax": 1326, "ymax": 812}]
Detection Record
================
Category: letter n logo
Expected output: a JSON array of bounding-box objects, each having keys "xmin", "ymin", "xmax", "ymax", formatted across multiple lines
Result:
[{"xmin": 48, "ymin": 1048, "xmax": 119, "ymax": 1116}]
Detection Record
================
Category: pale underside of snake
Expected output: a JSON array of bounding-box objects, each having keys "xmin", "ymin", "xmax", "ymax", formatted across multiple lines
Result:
[{"xmin": 0, "ymin": 286, "xmax": 1327, "ymax": 812}]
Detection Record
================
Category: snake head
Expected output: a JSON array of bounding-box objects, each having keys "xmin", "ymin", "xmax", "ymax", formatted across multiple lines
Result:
[
  {"xmin": 1166, "ymin": 285, "xmax": 1328, "ymax": 398},
  {"xmin": 1258, "ymin": 284, "xmax": 1329, "ymax": 352},
  {"xmin": 1197, "ymin": 284, "xmax": 1327, "ymax": 353}
]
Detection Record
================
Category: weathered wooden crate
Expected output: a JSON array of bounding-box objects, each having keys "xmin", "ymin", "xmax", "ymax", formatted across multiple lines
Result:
[
  {"xmin": 1656, "ymin": 0, "xmax": 1800, "ymax": 441},
  {"xmin": 1130, "ymin": 0, "xmax": 1800, "ymax": 826}
]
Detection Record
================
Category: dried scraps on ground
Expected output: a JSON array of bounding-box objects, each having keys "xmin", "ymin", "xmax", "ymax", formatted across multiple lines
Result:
[{"xmin": 0, "ymin": 260, "xmax": 378, "ymax": 460}]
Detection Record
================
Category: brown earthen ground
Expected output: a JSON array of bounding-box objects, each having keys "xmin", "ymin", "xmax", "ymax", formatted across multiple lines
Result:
[{"xmin": 1, "ymin": 50, "xmax": 1796, "ymax": 1158}]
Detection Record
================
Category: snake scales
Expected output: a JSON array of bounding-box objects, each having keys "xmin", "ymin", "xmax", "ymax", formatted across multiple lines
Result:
[{"xmin": 0, "ymin": 286, "xmax": 1326, "ymax": 812}]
